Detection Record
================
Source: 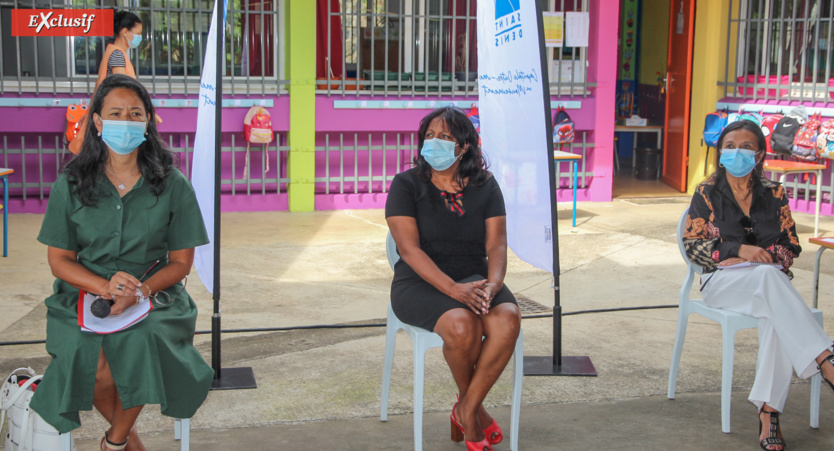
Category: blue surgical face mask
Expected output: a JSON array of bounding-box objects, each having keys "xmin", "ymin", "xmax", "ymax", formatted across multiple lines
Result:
[
  {"xmin": 720, "ymin": 148, "xmax": 758, "ymax": 177},
  {"xmin": 420, "ymin": 138, "xmax": 460, "ymax": 171},
  {"xmin": 100, "ymin": 120, "xmax": 147, "ymax": 155},
  {"xmin": 128, "ymin": 32, "xmax": 142, "ymax": 49}
]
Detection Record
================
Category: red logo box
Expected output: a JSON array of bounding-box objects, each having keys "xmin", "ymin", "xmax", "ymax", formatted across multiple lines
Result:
[{"xmin": 11, "ymin": 9, "xmax": 113, "ymax": 37}]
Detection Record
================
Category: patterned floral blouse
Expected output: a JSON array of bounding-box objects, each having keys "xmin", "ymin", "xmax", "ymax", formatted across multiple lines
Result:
[{"xmin": 683, "ymin": 174, "xmax": 801, "ymax": 277}]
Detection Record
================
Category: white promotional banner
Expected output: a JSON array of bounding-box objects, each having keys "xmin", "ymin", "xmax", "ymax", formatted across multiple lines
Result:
[
  {"xmin": 478, "ymin": 0, "xmax": 554, "ymax": 273},
  {"xmin": 192, "ymin": 0, "xmax": 226, "ymax": 294}
]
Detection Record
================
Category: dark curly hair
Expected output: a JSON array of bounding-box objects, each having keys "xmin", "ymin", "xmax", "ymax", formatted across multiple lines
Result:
[
  {"xmin": 709, "ymin": 119, "xmax": 767, "ymax": 193},
  {"xmin": 64, "ymin": 74, "xmax": 175, "ymax": 206},
  {"xmin": 413, "ymin": 106, "xmax": 490, "ymax": 187}
]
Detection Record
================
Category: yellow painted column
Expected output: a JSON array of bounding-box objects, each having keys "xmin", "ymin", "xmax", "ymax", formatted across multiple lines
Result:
[
  {"xmin": 287, "ymin": 0, "xmax": 316, "ymax": 211},
  {"xmin": 686, "ymin": 1, "xmax": 734, "ymax": 193}
]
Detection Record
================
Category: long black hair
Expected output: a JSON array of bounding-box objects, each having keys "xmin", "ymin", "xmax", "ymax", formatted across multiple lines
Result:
[
  {"xmin": 414, "ymin": 106, "xmax": 490, "ymax": 187},
  {"xmin": 709, "ymin": 119, "xmax": 767, "ymax": 192},
  {"xmin": 110, "ymin": 10, "xmax": 142, "ymax": 45},
  {"xmin": 64, "ymin": 74, "xmax": 175, "ymax": 206}
]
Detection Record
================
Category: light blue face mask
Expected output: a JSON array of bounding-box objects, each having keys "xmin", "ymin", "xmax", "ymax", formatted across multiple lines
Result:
[
  {"xmin": 100, "ymin": 120, "xmax": 147, "ymax": 155},
  {"xmin": 128, "ymin": 32, "xmax": 142, "ymax": 49},
  {"xmin": 720, "ymin": 148, "xmax": 758, "ymax": 177},
  {"xmin": 420, "ymin": 138, "xmax": 460, "ymax": 171}
]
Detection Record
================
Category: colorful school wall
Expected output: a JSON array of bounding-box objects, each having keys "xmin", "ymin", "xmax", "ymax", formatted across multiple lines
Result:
[{"xmin": 0, "ymin": 1, "xmax": 620, "ymax": 214}]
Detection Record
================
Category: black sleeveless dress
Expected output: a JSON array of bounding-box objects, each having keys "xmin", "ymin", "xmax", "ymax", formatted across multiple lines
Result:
[{"xmin": 385, "ymin": 168, "xmax": 517, "ymax": 331}]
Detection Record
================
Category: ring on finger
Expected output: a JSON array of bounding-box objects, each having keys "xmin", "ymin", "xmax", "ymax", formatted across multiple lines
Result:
[{"xmin": 117, "ymin": 284, "xmax": 124, "ymax": 291}]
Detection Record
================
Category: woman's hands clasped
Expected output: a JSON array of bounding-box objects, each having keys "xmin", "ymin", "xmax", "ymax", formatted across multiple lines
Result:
[
  {"xmin": 450, "ymin": 279, "xmax": 499, "ymax": 315},
  {"xmin": 99, "ymin": 271, "xmax": 141, "ymax": 315},
  {"xmin": 718, "ymin": 244, "xmax": 774, "ymax": 267}
]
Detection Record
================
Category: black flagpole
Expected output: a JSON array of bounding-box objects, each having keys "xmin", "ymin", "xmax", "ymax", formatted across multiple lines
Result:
[
  {"xmin": 523, "ymin": 0, "xmax": 596, "ymax": 376},
  {"xmin": 210, "ymin": 0, "xmax": 256, "ymax": 390}
]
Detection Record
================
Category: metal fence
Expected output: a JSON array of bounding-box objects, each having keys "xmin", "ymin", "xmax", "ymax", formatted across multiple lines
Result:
[
  {"xmin": 315, "ymin": 130, "xmax": 594, "ymax": 195},
  {"xmin": 316, "ymin": 0, "xmax": 592, "ymax": 97},
  {"xmin": 721, "ymin": 0, "xmax": 834, "ymax": 104},
  {"xmin": 0, "ymin": 132, "xmax": 289, "ymax": 200},
  {"xmin": 0, "ymin": 0, "xmax": 287, "ymax": 96}
]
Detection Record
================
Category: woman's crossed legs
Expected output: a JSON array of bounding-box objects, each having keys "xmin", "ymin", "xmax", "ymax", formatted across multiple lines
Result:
[{"xmin": 434, "ymin": 303, "xmax": 521, "ymax": 442}]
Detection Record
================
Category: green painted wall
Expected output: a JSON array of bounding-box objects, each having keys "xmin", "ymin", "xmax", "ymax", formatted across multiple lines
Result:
[
  {"xmin": 638, "ymin": 0, "xmax": 670, "ymax": 86},
  {"xmin": 287, "ymin": 0, "xmax": 316, "ymax": 211}
]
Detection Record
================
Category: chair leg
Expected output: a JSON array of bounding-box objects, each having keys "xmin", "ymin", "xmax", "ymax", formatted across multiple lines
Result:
[
  {"xmin": 413, "ymin": 341, "xmax": 428, "ymax": 451},
  {"xmin": 810, "ymin": 310, "xmax": 823, "ymax": 429},
  {"xmin": 380, "ymin": 324, "xmax": 398, "ymax": 422},
  {"xmin": 510, "ymin": 331, "xmax": 523, "ymax": 451},
  {"xmin": 811, "ymin": 373, "xmax": 821, "ymax": 429},
  {"xmin": 720, "ymin": 325, "xmax": 737, "ymax": 434},
  {"xmin": 667, "ymin": 309, "xmax": 690, "ymax": 399},
  {"xmin": 61, "ymin": 431, "xmax": 73, "ymax": 451},
  {"xmin": 179, "ymin": 418, "xmax": 190, "ymax": 451}
]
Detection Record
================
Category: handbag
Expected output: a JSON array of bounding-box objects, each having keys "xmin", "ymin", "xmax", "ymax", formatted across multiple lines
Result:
[{"xmin": 1, "ymin": 367, "xmax": 75, "ymax": 451}]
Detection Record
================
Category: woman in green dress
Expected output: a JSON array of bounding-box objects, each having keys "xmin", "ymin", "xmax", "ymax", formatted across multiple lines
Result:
[{"xmin": 31, "ymin": 74, "xmax": 214, "ymax": 451}]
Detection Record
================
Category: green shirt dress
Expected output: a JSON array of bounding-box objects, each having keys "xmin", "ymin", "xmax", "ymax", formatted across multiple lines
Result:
[{"xmin": 30, "ymin": 169, "xmax": 214, "ymax": 433}]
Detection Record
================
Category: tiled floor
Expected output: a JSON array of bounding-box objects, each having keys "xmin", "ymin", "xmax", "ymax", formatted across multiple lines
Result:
[{"xmin": 613, "ymin": 167, "xmax": 687, "ymax": 198}]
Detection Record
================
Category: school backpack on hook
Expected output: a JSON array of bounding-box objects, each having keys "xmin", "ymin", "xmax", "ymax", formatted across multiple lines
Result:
[
  {"xmin": 703, "ymin": 111, "xmax": 728, "ymax": 148},
  {"xmin": 552, "ymin": 106, "xmax": 575, "ymax": 146},
  {"xmin": 818, "ymin": 118, "xmax": 834, "ymax": 158},
  {"xmin": 65, "ymin": 104, "xmax": 87, "ymax": 144},
  {"xmin": 792, "ymin": 112, "xmax": 822, "ymax": 162},
  {"xmin": 242, "ymin": 106, "xmax": 274, "ymax": 179},
  {"xmin": 761, "ymin": 114, "xmax": 783, "ymax": 154},
  {"xmin": 467, "ymin": 104, "xmax": 481, "ymax": 146},
  {"xmin": 770, "ymin": 105, "xmax": 808, "ymax": 157}
]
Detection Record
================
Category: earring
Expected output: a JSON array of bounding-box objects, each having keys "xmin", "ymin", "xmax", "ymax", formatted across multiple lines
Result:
[
  {"xmin": 718, "ymin": 163, "xmax": 724, "ymax": 168},
  {"xmin": 97, "ymin": 132, "xmax": 102, "ymax": 137},
  {"xmin": 144, "ymin": 131, "xmax": 148, "ymax": 137}
]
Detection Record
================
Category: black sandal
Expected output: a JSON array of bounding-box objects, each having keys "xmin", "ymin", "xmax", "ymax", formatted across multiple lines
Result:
[
  {"xmin": 820, "ymin": 354, "xmax": 834, "ymax": 393},
  {"xmin": 758, "ymin": 408, "xmax": 786, "ymax": 450},
  {"xmin": 100, "ymin": 430, "xmax": 128, "ymax": 451}
]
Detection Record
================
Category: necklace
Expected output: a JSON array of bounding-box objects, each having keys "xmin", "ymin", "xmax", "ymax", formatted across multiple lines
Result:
[{"xmin": 106, "ymin": 165, "xmax": 138, "ymax": 190}]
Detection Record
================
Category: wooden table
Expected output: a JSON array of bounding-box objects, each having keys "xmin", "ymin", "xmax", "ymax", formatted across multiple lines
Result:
[
  {"xmin": 554, "ymin": 150, "xmax": 583, "ymax": 227},
  {"xmin": 614, "ymin": 124, "xmax": 664, "ymax": 174},
  {"xmin": 0, "ymin": 168, "xmax": 13, "ymax": 257},
  {"xmin": 810, "ymin": 236, "xmax": 834, "ymax": 308},
  {"xmin": 764, "ymin": 159, "xmax": 826, "ymax": 237}
]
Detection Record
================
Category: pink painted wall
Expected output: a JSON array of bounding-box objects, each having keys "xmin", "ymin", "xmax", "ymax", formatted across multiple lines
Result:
[{"xmin": 4, "ymin": 0, "xmax": 622, "ymax": 213}]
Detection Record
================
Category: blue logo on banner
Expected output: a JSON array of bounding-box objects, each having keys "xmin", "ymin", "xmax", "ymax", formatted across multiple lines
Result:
[
  {"xmin": 494, "ymin": 0, "xmax": 523, "ymax": 47},
  {"xmin": 495, "ymin": 0, "xmax": 520, "ymax": 20}
]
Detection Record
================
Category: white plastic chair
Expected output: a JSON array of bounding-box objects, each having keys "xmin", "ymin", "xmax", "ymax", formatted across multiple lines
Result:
[
  {"xmin": 380, "ymin": 232, "xmax": 523, "ymax": 451},
  {"xmin": 668, "ymin": 207, "xmax": 823, "ymax": 433}
]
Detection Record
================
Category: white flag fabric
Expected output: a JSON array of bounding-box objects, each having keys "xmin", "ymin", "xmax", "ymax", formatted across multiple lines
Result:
[
  {"xmin": 192, "ymin": 0, "xmax": 226, "ymax": 294},
  {"xmin": 478, "ymin": 0, "xmax": 554, "ymax": 273}
]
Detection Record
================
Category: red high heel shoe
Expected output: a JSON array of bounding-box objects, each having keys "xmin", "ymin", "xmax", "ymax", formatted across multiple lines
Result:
[
  {"xmin": 483, "ymin": 418, "xmax": 503, "ymax": 445},
  {"xmin": 451, "ymin": 401, "xmax": 493, "ymax": 451},
  {"xmin": 454, "ymin": 394, "xmax": 503, "ymax": 445}
]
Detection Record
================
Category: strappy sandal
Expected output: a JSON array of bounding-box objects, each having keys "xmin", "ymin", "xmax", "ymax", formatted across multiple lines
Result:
[
  {"xmin": 100, "ymin": 430, "xmax": 128, "ymax": 451},
  {"xmin": 820, "ymin": 354, "xmax": 834, "ymax": 394},
  {"xmin": 758, "ymin": 408, "xmax": 786, "ymax": 450}
]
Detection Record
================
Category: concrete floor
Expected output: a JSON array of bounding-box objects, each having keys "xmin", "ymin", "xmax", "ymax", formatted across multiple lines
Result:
[{"xmin": 3, "ymin": 198, "xmax": 834, "ymax": 450}]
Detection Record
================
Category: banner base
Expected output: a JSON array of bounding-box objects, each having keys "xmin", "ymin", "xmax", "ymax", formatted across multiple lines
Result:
[
  {"xmin": 210, "ymin": 367, "xmax": 257, "ymax": 390},
  {"xmin": 523, "ymin": 355, "xmax": 597, "ymax": 376}
]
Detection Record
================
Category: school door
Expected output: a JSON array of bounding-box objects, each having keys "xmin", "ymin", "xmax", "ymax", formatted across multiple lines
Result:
[{"xmin": 661, "ymin": 0, "xmax": 695, "ymax": 192}]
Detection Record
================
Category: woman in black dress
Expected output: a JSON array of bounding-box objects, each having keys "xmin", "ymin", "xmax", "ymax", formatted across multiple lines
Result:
[{"xmin": 386, "ymin": 107, "xmax": 521, "ymax": 451}]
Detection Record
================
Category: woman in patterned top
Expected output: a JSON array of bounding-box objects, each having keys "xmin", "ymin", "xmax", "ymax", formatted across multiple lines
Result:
[{"xmin": 684, "ymin": 120, "xmax": 834, "ymax": 450}]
